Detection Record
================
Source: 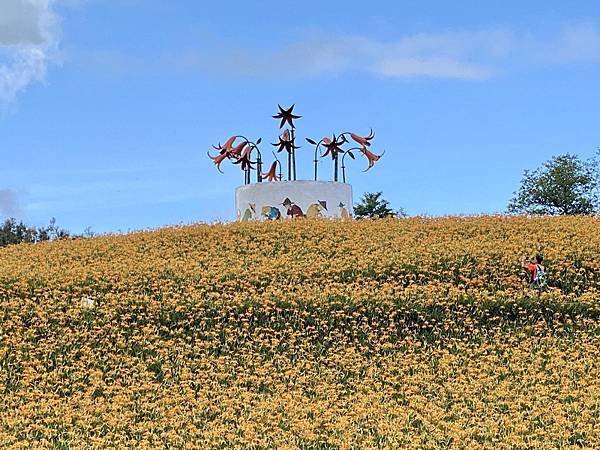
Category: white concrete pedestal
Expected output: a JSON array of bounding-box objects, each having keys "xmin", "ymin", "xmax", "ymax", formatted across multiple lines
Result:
[{"xmin": 235, "ymin": 181, "xmax": 353, "ymax": 221}]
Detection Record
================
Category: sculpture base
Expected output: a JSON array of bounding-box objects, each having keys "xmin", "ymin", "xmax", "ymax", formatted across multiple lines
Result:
[{"xmin": 235, "ymin": 181, "xmax": 353, "ymax": 221}]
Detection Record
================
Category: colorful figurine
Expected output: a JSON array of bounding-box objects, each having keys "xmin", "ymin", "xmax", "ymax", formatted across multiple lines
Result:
[
  {"xmin": 282, "ymin": 198, "xmax": 305, "ymax": 218},
  {"xmin": 306, "ymin": 201, "xmax": 327, "ymax": 218},
  {"xmin": 241, "ymin": 203, "xmax": 256, "ymax": 221},
  {"xmin": 261, "ymin": 206, "xmax": 281, "ymax": 220},
  {"xmin": 339, "ymin": 202, "xmax": 350, "ymax": 219}
]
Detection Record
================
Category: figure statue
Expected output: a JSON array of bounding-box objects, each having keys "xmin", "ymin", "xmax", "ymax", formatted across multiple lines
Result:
[
  {"xmin": 339, "ymin": 202, "xmax": 350, "ymax": 219},
  {"xmin": 241, "ymin": 203, "xmax": 256, "ymax": 221},
  {"xmin": 306, "ymin": 201, "xmax": 327, "ymax": 218},
  {"xmin": 261, "ymin": 206, "xmax": 281, "ymax": 220},
  {"xmin": 282, "ymin": 198, "xmax": 305, "ymax": 218}
]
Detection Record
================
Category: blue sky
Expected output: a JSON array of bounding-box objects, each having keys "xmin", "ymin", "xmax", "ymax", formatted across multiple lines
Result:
[{"xmin": 1, "ymin": 0, "xmax": 599, "ymax": 233}]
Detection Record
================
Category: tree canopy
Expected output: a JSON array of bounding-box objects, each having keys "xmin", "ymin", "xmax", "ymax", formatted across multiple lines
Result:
[
  {"xmin": 508, "ymin": 153, "xmax": 599, "ymax": 215},
  {"xmin": 354, "ymin": 192, "xmax": 406, "ymax": 219},
  {"xmin": 0, "ymin": 218, "xmax": 70, "ymax": 248}
]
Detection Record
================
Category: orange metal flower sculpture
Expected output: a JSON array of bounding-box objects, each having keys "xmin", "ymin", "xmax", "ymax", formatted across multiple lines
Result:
[
  {"xmin": 359, "ymin": 146, "xmax": 384, "ymax": 171},
  {"xmin": 207, "ymin": 151, "xmax": 229, "ymax": 174},
  {"xmin": 350, "ymin": 129, "xmax": 374, "ymax": 147},
  {"xmin": 262, "ymin": 161, "xmax": 281, "ymax": 182},
  {"xmin": 321, "ymin": 135, "xmax": 345, "ymax": 160},
  {"xmin": 307, "ymin": 129, "xmax": 383, "ymax": 182},
  {"xmin": 229, "ymin": 141, "xmax": 247, "ymax": 159},
  {"xmin": 272, "ymin": 106, "xmax": 301, "ymax": 180},
  {"xmin": 213, "ymin": 135, "xmax": 237, "ymax": 154},
  {"xmin": 233, "ymin": 145, "xmax": 255, "ymax": 172},
  {"xmin": 208, "ymin": 105, "xmax": 385, "ymax": 185},
  {"xmin": 208, "ymin": 135, "xmax": 240, "ymax": 173},
  {"xmin": 208, "ymin": 135, "xmax": 263, "ymax": 183},
  {"xmin": 272, "ymin": 129, "xmax": 298, "ymax": 155}
]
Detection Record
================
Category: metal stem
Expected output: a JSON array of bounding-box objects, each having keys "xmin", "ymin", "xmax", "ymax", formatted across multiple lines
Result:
[
  {"xmin": 256, "ymin": 154, "xmax": 262, "ymax": 183},
  {"xmin": 313, "ymin": 142, "xmax": 322, "ymax": 181},
  {"xmin": 340, "ymin": 147, "xmax": 361, "ymax": 185},
  {"xmin": 291, "ymin": 128, "xmax": 297, "ymax": 180},
  {"xmin": 236, "ymin": 135, "xmax": 262, "ymax": 184},
  {"xmin": 334, "ymin": 154, "xmax": 338, "ymax": 182}
]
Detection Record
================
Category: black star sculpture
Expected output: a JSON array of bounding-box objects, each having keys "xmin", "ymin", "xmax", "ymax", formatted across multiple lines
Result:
[{"xmin": 272, "ymin": 104, "xmax": 301, "ymax": 129}]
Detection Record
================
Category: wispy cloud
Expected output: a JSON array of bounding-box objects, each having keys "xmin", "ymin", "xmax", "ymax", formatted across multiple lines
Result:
[
  {"xmin": 173, "ymin": 29, "xmax": 511, "ymax": 81},
  {"xmin": 539, "ymin": 22, "xmax": 600, "ymax": 63},
  {"xmin": 0, "ymin": 188, "xmax": 20, "ymax": 216},
  {"xmin": 0, "ymin": 0, "xmax": 61, "ymax": 105},
  {"xmin": 169, "ymin": 23, "xmax": 600, "ymax": 81}
]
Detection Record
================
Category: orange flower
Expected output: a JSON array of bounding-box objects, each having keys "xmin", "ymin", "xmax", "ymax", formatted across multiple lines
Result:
[
  {"xmin": 208, "ymin": 151, "xmax": 229, "ymax": 173},
  {"xmin": 321, "ymin": 136, "xmax": 344, "ymax": 159},
  {"xmin": 272, "ymin": 129, "xmax": 297, "ymax": 154},
  {"xmin": 232, "ymin": 145, "xmax": 255, "ymax": 171},
  {"xmin": 350, "ymin": 129, "xmax": 374, "ymax": 147},
  {"xmin": 212, "ymin": 135, "xmax": 237, "ymax": 154},
  {"xmin": 359, "ymin": 146, "xmax": 384, "ymax": 171},
  {"xmin": 208, "ymin": 135, "xmax": 240, "ymax": 173},
  {"xmin": 262, "ymin": 161, "xmax": 281, "ymax": 182},
  {"xmin": 229, "ymin": 141, "xmax": 247, "ymax": 159}
]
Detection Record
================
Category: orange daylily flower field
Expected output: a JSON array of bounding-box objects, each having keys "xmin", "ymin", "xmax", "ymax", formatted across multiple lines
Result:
[{"xmin": 1, "ymin": 216, "xmax": 599, "ymax": 448}]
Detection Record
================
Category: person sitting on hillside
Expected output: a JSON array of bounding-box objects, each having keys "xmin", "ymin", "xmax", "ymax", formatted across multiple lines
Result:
[{"xmin": 521, "ymin": 254, "xmax": 546, "ymax": 288}]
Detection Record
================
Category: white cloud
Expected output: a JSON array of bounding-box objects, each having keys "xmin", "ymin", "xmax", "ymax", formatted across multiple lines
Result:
[
  {"xmin": 0, "ymin": 0, "xmax": 60, "ymax": 105},
  {"xmin": 0, "ymin": 189, "xmax": 20, "ymax": 216},
  {"xmin": 375, "ymin": 57, "xmax": 491, "ymax": 80},
  {"xmin": 175, "ymin": 30, "xmax": 508, "ymax": 81},
  {"xmin": 172, "ymin": 22, "xmax": 600, "ymax": 81},
  {"xmin": 546, "ymin": 23, "xmax": 600, "ymax": 63}
]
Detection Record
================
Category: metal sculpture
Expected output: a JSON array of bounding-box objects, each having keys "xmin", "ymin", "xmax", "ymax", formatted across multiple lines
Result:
[
  {"xmin": 272, "ymin": 104, "xmax": 301, "ymax": 181},
  {"xmin": 261, "ymin": 160, "xmax": 281, "ymax": 182},
  {"xmin": 207, "ymin": 105, "xmax": 383, "ymax": 184},
  {"xmin": 208, "ymin": 135, "xmax": 263, "ymax": 185},
  {"xmin": 306, "ymin": 130, "xmax": 383, "ymax": 182}
]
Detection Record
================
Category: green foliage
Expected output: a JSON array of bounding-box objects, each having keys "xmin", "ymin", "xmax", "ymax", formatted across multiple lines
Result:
[
  {"xmin": 0, "ymin": 218, "xmax": 70, "ymax": 248},
  {"xmin": 508, "ymin": 153, "xmax": 599, "ymax": 215},
  {"xmin": 354, "ymin": 192, "xmax": 406, "ymax": 219}
]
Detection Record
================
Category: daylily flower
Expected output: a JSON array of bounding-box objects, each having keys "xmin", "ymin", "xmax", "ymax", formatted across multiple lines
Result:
[
  {"xmin": 208, "ymin": 137, "xmax": 246, "ymax": 173},
  {"xmin": 359, "ymin": 146, "xmax": 384, "ymax": 171},
  {"xmin": 272, "ymin": 129, "xmax": 298, "ymax": 154},
  {"xmin": 207, "ymin": 136, "xmax": 247, "ymax": 173},
  {"xmin": 321, "ymin": 135, "xmax": 345, "ymax": 160},
  {"xmin": 350, "ymin": 129, "xmax": 374, "ymax": 147},
  {"xmin": 229, "ymin": 141, "xmax": 247, "ymax": 159},
  {"xmin": 207, "ymin": 151, "xmax": 229, "ymax": 173},
  {"xmin": 212, "ymin": 135, "xmax": 237, "ymax": 154},
  {"xmin": 232, "ymin": 145, "xmax": 256, "ymax": 171},
  {"xmin": 262, "ymin": 161, "xmax": 281, "ymax": 182}
]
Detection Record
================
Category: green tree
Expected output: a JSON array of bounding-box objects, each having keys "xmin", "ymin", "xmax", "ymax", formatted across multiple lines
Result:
[
  {"xmin": 354, "ymin": 192, "xmax": 406, "ymax": 219},
  {"xmin": 0, "ymin": 217, "xmax": 70, "ymax": 248},
  {"xmin": 508, "ymin": 153, "xmax": 599, "ymax": 215}
]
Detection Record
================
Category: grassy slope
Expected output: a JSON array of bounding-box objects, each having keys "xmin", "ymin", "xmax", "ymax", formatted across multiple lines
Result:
[{"xmin": 0, "ymin": 216, "xmax": 599, "ymax": 449}]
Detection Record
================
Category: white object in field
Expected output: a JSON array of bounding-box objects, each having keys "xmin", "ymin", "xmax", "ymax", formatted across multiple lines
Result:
[
  {"xmin": 79, "ymin": 297, "xmax": 95, "ymax": 309},
  {"xmin": 235, "ymin": 180, "xmax": 353, "ymax": 221}
]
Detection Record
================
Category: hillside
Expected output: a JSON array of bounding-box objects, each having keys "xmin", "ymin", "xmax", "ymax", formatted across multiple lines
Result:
[{"xmin": 1, "ymin": 216, "xmax": 599, "ymax": 448}]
